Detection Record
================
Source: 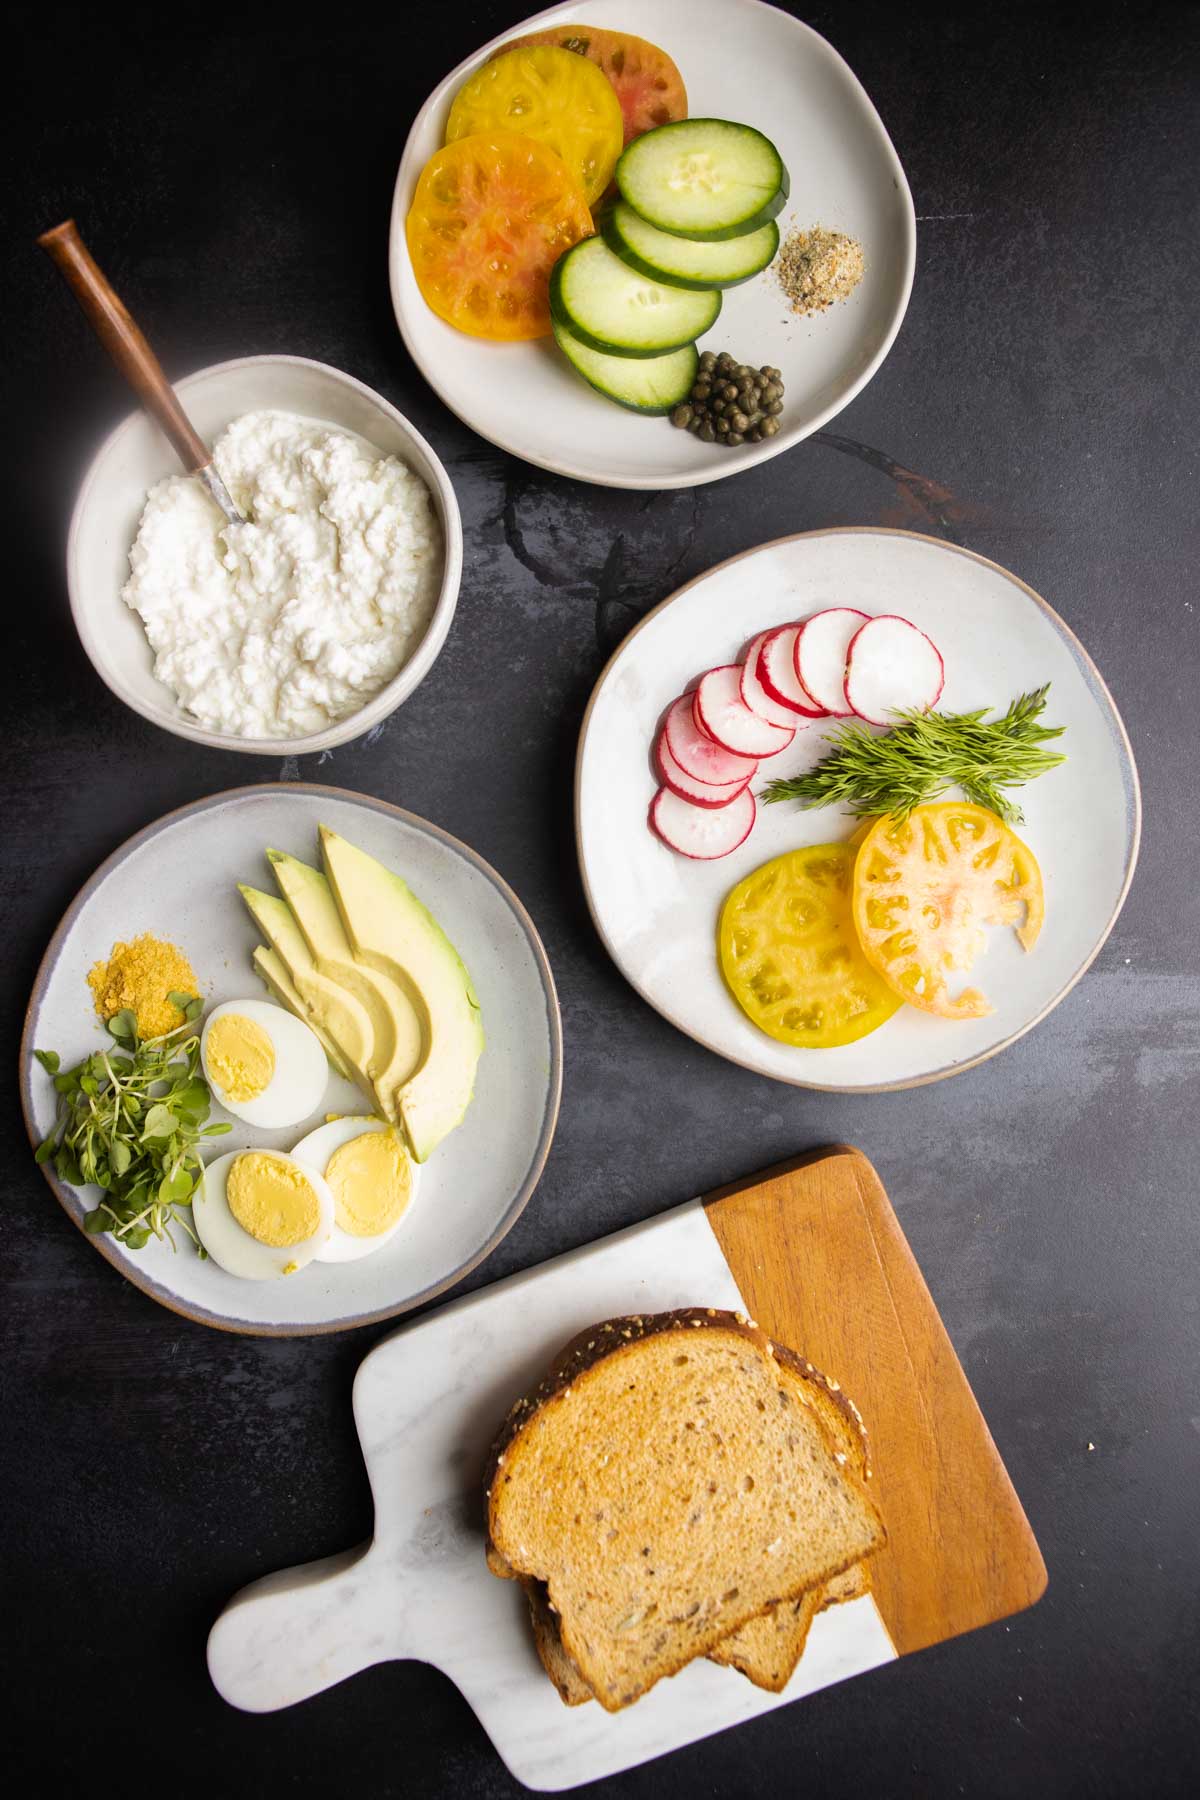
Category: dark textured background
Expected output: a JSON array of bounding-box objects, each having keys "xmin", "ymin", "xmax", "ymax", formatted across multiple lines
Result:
[{"xmin": 4, "ymin": 2, "xmax": 1199, "ymax": 1794}]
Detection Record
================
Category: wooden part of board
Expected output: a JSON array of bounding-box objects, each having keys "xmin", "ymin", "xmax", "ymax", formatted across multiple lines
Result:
[{"xmin": 703, "ymin": 1145, "xmax": 1046, "ymax": 1657}]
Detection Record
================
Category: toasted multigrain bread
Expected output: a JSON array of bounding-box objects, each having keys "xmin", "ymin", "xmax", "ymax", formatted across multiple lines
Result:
[
  {"xmin": 485, "ymin": 1309, "xmax": 886, "ymax": 1712},
  {"xmin": 708, "ymin": 1347, "xmax": 876, "ymax": 1690},
  {"xmin": 521, "ymin": 1345, "xmax": 877, "ymax": 1703}
]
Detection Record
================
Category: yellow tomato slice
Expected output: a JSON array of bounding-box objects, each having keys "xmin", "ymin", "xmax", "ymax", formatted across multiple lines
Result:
[
  {"xmin": 406, "ymin": 133, "xmax": 592, "ymax": 341},
  {"xmin": 851, "ymin": 802, "xmax": 1045, "ymax": 1020},
  {"xmin": 446, "ymin": 45, "xmax": 623, "ymax": 206},
  {"xmin": 496, "ymin": 27, "xmax": 688, "ymax": 146},
  {"xmin": 719, "ymin": 845, "xmax": 902, "ymax": 1049}
]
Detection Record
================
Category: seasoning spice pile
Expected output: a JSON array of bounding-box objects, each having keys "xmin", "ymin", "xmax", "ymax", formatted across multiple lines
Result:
[
  {"xmin": 87, "ymin": 934, "xmax": 200, "ymax": 1041},
  {"xmin": 776, "ymin": 226, "xmax": 865, "ymax": 316},
  {"xmin": 669, "ymin": 353, "xmax": 786, "ymax": 446}
]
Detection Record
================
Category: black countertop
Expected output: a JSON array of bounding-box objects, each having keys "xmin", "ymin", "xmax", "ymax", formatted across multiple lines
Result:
[{"xmin": 5, "ymin": 3, "xmax": 1198, "ymax": 1794}]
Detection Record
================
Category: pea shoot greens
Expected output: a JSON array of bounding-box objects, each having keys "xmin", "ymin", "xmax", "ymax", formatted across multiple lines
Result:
[{"xmin": 33, "ymin": 995, "xmax": 228, "ymax": 1252}]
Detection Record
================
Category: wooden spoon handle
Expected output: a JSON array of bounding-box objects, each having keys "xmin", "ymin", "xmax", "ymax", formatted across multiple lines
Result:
[{"xmin": 38, "ymin": 219, "xmax": 211, "ymax": 473}]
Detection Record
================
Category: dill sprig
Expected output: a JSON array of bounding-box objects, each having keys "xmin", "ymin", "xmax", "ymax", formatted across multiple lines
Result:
[{"xmin": 761, "ymin": 686, "xmax": 1066, "ymax": 825}]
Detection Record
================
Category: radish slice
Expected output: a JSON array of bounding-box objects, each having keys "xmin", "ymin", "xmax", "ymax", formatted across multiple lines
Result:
[
  {"xmin": 650, "ymin": 784, "xmax": 756, "ymax": 859},
  {"xmin": 758, "ymin": 625, "xmax": 826, "ymax": 717},
  {"xmin": 740, "ymin": 632, "xmax": 806, "ymax": 728},
  {"xmin": 794, "ymin": 608, "xmax": 869, "ymax": 716},
  {"xmin": 844, "ymin": 615, "xmax": 945, "ymax": 724},
  {"xmin": 694, "ymin": 665, "xmax": 794, "ymax": 758},
  {"xmin": 656, "ymin": 733, "xmax": 752, "ymax": 808},
  {"xmin": 663, "ymin": 693, "xmax": 756, "ymax": 785}
]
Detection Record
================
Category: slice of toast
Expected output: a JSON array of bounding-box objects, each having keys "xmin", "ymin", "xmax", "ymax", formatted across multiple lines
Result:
[
  {"xmin": 708, "ymin": 1345, "xmax": 875, "ymax": 1690},
  {"xmin": 520, "ymin": 1343, "xmax": 877, "ymax": 1703},
  {"xmin": 485, "ymin": 1309, "xmax": 886, "ymax": 1712}
]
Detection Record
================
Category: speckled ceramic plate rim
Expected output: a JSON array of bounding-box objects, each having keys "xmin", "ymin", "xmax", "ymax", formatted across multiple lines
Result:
[
  {"xmin": 574, "ymin": 526, "xmax": 1142, "ymax": 1091},
  {"xmin": 19, "ymin": 784, "xmax": 563, "ymax": 1335},
  {"xmin": 387, "ymin": 0, "xmax": 917, "ymax": 491},
  {"xmin": 66, "ymin": 355, "xmax": 465, "ymax": 756}
]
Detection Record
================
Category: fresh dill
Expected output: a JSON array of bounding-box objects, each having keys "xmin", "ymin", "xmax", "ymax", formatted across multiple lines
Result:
[{"xmin": 761, "ymin": 686, "xmax": 1066, "ymax": 824}]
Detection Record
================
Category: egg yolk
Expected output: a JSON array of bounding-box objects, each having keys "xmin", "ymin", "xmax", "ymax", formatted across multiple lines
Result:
[
  {"xmin": 326, "ymin": 1129, "xmax": 412, "ymax": 1238},
  {"xmin": 207, "ymin": 1013, "xmax": 276, "ymax": 1102},
  {"xmin": 227, "ymin": 1152, "xmax": 322, "ymax": 1248}
]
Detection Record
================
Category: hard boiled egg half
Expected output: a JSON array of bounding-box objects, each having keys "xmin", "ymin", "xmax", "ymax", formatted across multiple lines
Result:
[
  {"xmin": 201, "ymin": 998, "xmax": 327, "ymax": 1129},
  {"xmin": 194, "ymin": 1149, "xmax": 334, "ymax": 1279},
  {"xmin": 291, "ymin": 1116, "xmax": 417, "ymax": 1263}
]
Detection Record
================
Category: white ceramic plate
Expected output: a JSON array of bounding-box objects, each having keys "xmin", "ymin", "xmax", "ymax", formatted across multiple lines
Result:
[
  {"xmin": 68, "ymin": 356, "xmax": 463, "ymax": 755},
  {"xmin": 576, "ymin": 529, "xmax": 1140, "ymax": 1089},
  {"xmin": 389, "ymin": 0, "xmax": 915, "ymax": 489},
  {"xmin": 20, "ymin": 786, "xmax": 561, "ymax": 1333}
]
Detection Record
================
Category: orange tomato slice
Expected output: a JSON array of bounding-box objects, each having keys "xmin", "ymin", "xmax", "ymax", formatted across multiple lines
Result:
[
  {"xmin": 447, "ymin": 46, "xmax": 622, "ymax": 207},
  {"xmin": 496, "ymin": 26, "xmax": 688, "ymax": 146},
  {"xmin": 851, "ymin": 802, "xmax": 1045, "ymax": 1020},
  {"xmin": 406, "ymin": 133, "xmax": 592, "ymax": 341}
]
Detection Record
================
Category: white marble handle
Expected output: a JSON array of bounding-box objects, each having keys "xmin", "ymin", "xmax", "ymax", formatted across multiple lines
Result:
[{"xmin": 207, "ymin": 1544, "xmax": 400, "ymax": 1713}]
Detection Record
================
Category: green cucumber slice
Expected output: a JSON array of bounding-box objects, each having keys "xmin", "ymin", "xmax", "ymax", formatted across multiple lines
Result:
[
  {"xmin": 601, "ymin": 200, "xmax": 779, "ymax": 291},
  {"xmin": 616, "ymin": 119, "xmax": 789, "ymax": 242},
  {"xmin": 552, "ymin": 318, "xmax": 698, "ymax": 414},
  {"xmin": 550, "ymin": 235, "xmax": 721, "ymax": 358}
]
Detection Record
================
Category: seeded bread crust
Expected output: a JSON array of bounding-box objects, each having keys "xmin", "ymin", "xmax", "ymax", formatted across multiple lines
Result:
[{"xmin": 485, "ymin": 1308, "xmax": 885, "ymax": 1709}]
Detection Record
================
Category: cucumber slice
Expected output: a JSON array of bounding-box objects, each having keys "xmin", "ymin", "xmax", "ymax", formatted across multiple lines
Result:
[
  {"xmin": 550, "ymin": 235, "xmax": 721, "ymax": 358},
  {"xmin": 617, "ymin": 119, "xmax": 789, "ymax": 242},
  {"xmin": 601, "ymin": 200, "xmax": 779, "ymax": 291},
  {"xmin": 552, "ymin": 318, "xmax": 698, "ymax": 414}
]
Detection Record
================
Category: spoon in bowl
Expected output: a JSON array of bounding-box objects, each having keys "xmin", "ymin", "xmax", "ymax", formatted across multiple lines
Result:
[{"xmin": 38, "ymin": 219, "xmax": 244, "ymax": 524}]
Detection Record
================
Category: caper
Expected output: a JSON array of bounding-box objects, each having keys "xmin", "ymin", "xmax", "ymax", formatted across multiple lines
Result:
[
  {"xmin": 699, "ymin": 351, "xmax": 716, "ymax": 371},
  {"xmin": 699, "ymin": 423, "xmax": 716, "ymax": 443},
  {"xmin": 730, "ymin": 410, "xmax": 749, "ymax": 432},
  {"xmin": 693, "ymin": 380, "xmax": 712, "ymax": 400},
  {"xmin": 687, "ymin": 417, "xmax": 702, "ymax": 433},
  {"xmin": 670, "ymin": 404, "xmax": 693, "ymax": 429},
  {"xmin": 727, "ymin": 431, "xmax": 744, "ymax": 446},
  {"xmin": 767, "ymin": 399, "xmax": 784, "ymax": 416},
  {"xmin": 761, "ymin": 417, "xmax": 780, "ymax": 436}
]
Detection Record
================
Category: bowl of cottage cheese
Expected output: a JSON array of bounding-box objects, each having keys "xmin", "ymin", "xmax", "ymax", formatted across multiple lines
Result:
[{"xmin": 67, "ymin": 356, "xmax": 462, "ymax": 752}]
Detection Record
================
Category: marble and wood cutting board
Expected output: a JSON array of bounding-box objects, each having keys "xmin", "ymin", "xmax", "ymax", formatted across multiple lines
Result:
[{"xmin": 207, "ymin": 1147, "xmax": 1046, "ymax": 1790}]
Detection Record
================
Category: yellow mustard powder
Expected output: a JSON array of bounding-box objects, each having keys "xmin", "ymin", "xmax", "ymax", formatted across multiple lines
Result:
[
  {"xmin": 326, "ymin": 1129, "xmax": 412, "ymax": 1237},
  {"xmin": 87, "ymin": 934, "xmax": 199, "ymax": 1040},
  {"xmin": 227, "ymin": 1153, "xmax": 321, "ymax": 1248},
  {"xmin": 205, "ymin": 1012, "xmax": 276, "ymax": 1102}
]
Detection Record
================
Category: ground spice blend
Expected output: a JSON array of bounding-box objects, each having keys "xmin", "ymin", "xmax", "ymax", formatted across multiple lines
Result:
[
  {"xmin": 87, "ymin": 934, "xmax": 199, "ymax": 1039},
  {"xmin": 777, "ymin": 225, "xmax": 865, "ymax": 316}
]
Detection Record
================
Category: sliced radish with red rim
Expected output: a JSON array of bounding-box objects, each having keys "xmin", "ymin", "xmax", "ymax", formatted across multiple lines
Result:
[
  {"xmin": 740, "ymin": 632, "xmax": 805, "ymax": 728},
  {"xmin": 663, "ymin": 692, "xmax": 756, "ymax": 785},
  {"xmin": 757, "ymin": 624, "xmax": 826, "ymax": 717},
  {"xmin": 694, "ymin": 665, "xmax": 794, "ymax": 759},
  {"xmin": 655, "ymin": 732, "xmax": 752, "ymax": 808},
  {"xmin": 794, "ymin": 608, "xmax": 869, "ymax": 716},
  {"xmin": 650, "ymin": 785, "xmax": 756, "ymax": 860},
  {"xmin": 844, "ymin": 615, "xmax": 945, "ymax": 725}
]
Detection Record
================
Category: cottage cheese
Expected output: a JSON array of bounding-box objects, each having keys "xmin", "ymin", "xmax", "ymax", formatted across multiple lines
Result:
[{"xmin": 123, "ymin": 410, "xmax": 442, "ymax": 739}]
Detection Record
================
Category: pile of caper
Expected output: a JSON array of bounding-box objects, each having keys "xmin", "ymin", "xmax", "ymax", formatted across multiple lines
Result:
[{"xmin": 669, "ymin": 352, "xmax": 785, "ymax": 446}]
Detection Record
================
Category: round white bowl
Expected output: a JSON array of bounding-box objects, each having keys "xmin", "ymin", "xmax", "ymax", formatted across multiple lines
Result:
[{"xmin": 66, "ymin": 355, "xmax": 463, "ymax": 755}]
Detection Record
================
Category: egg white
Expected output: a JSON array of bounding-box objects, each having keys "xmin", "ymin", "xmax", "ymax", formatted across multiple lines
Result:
[
  {"xmin": 290, "ymin": 1116, "xmax": 417, "ymax": 1264},
  {"xmin": 193, "ymin": 1148, "xmax": 335, "ymax": 1280},
  {"xmin": 201, "ymin": 997, "xmax": 328, "ymax": 1129}
]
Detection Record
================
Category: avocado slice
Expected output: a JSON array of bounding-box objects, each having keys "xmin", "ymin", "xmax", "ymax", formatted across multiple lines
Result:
[
  {"xmin": 319, "ymin": 826, "xmax": 484, "ymax": 1162},
  {"xmin": 267, "ymin": 850, "xmax": 424, "ymax": 1119},
  {"xmin": 238, "ymin": 884, "xmax": 382, "ymax": 1112},
  {"xmin": 251, "ymin": 945, "xmax": 356, "ymax": 1084}
]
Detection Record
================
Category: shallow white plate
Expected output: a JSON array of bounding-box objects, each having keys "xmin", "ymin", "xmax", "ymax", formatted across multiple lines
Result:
[
  {"xmin": 68, "ymin": 356, "xmax": 463, "ymax": 755},
  {"xmin": 20, "ymin": 786, "xmax": 561, "ymax": 1333},
  {"xmin": 576, "ymin": 529, "xmax": 1140, "ymax": 1090},
  {"xmin": 389, "ymin": 0, "xmax": 915, "ymax": 489}
]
